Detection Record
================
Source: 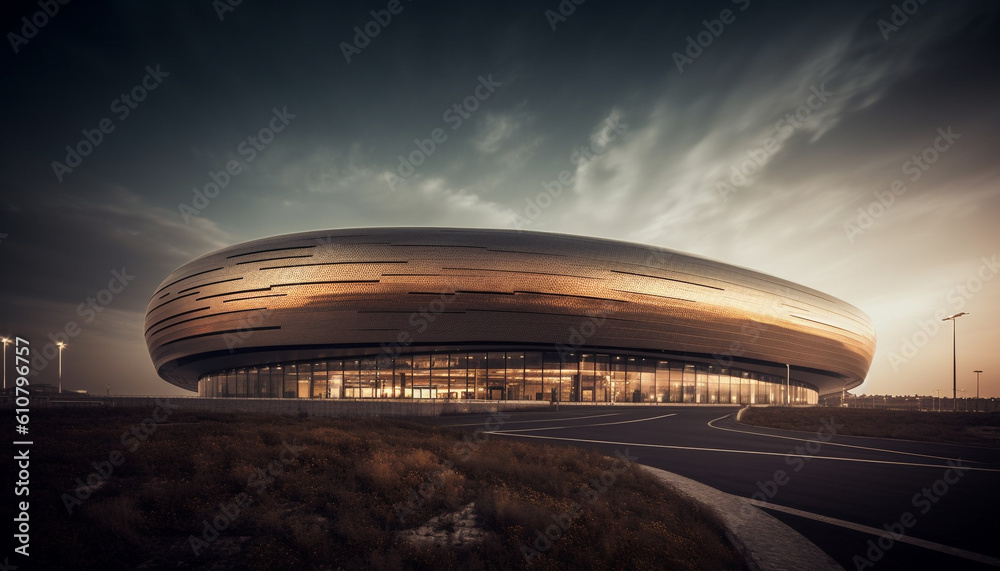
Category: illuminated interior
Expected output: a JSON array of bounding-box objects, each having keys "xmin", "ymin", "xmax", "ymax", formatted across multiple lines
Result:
[{"xmin": 197, "ymin": 351, "xmax": 819, "ymax": 404}]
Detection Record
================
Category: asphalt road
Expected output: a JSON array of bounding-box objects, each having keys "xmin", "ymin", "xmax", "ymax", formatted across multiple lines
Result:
[{"xmin": 423, "ymin": 406, "xmax": 1000, "ymax": 570}]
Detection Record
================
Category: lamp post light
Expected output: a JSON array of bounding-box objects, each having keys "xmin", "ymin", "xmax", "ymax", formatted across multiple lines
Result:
[
  {"xmin": 56, "ymin": 341, "xmax": 66, "ymax": 394},
  {"xmin": 942, "ymin": 312, "xmax": 968, "ymax": 412},
  {"xmin": 1, "ymin": 337, "xmax": 10, "ymax": 391},
  {"xmin": 974, "ymin": 370, "xmax": 983, "ymax": 413},
  {"xmin": 786, "ymin": 363, "xmax": 791, "ymax": 406}
]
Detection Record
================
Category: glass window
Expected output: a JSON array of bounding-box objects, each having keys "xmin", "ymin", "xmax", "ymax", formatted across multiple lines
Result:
[
  {"xmin": 361, "ymin": 357, "xmax": 379, "ymax": 398},
  {"xmin": 297, "ymin": 363, "xmax": 312, "ymax": 398},
  {"xmin": 394, "ymin": 355, "xmax": 412, "ymax": 398},
  {"xmin": 610, "ymin": 355, "xmax": 626, "ymax": 404},
  {"xmin": 246, "ymin": 367, "xmax": 257, "ymax": 398},
  {"xmin": 718, "ymin": 369, "xmax": 730, "ymax": 404},
  {"xmin": 542, "ymin": 351, "xmax": 566, "ymax": 402},
  {"xmin": 311, "ymin": 362, "xmax": 327, "ymax": 398},
  {"xmin": 344, "ymin": 360, "xmax": 361, "ymax": 398},
  {"xmin": 707, "ymin": 366, "xmax": 719, "ymax": 404},
  {"xmin": 448, "ymin": 353, "xmax": 468, "ymax": 399},
  {"xmin": 656, "ymin": 361, "xmax": 670, "ymax": 402},
  {"xmin": 430, "ymin": 354, "xmax": 450, "ymax": 398},
  {"xmin": 696, "ymin": 365, "xmax": 707, "ymax": 404},
  {"xmin": 666, "ymin": 362, "xmax": 680, "ymax": 403},
  {"xmin": 507, "ymin": 352, "xmax": 525, "ymax": 400},
  {"xmin": 487, "ymin": 352, "xmax": 506, "ymax": 400},
  {"xmin": 468, "ymin": 353, "xmax": 487, "ymax": 399},
  {"xmin": 524, "ymin": 352, "xmax": 544, "ymax": 401},
  {"xmin": 328, "ymin": 360, "xmax": 343, "ymax": 398},
  {"xmin": 266, "ymin": 365, "xmax": 279, "ymax": 398},
  {"xmin": 595, "ymin": 354, "xmax": 609, "ymax": 403},
  {"xmin": 283, "ymin": 364, "xmax": 297, "ymax": 398},
  {"xmin": 410, "ymin": 355, "xmax": 432, "ymax": 399},
  {"xmin": 640, "ymin": 358, "xmax": 656, "ymax": 402},
  {"xmin": 236, "ymin": 369, "xmax": 246, "ymax": 397},
  {"xmin": 579, "ymin": 354, "xmax": 596, "ymax": 402},
  {"xmin": 625, "ymin": 357, "xmax": 641, "ymax": 403}
]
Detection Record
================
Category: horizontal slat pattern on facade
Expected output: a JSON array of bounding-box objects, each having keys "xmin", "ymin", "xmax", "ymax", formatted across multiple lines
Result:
[{"xmin": 145, "ymin": 228, "xmax": 876, "ymax": 394}]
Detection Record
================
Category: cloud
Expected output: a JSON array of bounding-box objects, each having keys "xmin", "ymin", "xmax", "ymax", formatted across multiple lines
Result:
[{"xmin": 473, "ymin": 112, "xmax": 523, "ymax": 154}]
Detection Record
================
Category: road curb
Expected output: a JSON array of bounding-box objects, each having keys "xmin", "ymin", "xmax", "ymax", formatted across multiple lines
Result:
[{"xmin": 639, "ymin": 465, "xmax": 843, "ymax": 571}]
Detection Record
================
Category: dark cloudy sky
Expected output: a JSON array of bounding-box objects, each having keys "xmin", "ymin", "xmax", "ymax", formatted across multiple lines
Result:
[{"xmin": 1, "ymin": 0, "xmax": 998, "ymax": 398}]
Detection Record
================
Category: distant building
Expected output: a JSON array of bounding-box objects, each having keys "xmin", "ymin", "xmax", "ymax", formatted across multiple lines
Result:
[{"xmin": 145, "ymin": 228, "xmax": 875, "ymax": 403}]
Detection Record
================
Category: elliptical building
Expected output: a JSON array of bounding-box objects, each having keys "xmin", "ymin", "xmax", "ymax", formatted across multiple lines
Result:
[{"xmin": 145, "ymin": 228, "xmax": 875, "ymax": 404}]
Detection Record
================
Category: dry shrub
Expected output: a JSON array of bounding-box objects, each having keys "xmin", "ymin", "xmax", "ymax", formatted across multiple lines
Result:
[
  {"xmin": 16, "ymin": 409, "xmax": 747, "ymax": 570},
  {"xmin": 81, "ymin": 496, "xmax": 145, "ymax": 545}
]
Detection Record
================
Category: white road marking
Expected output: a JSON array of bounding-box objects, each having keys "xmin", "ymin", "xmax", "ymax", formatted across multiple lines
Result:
[
  {"xmin": 745, "ymin": 498, "xmax": 1000, "ymax": 567},
  {"xmin": 440, "ymin": 412, "xmax": 622, "ymax": 427},
  {"xmin": 494, "ymin": 413, "xmax": 676, "ymax": 433},
  {"xmin": 706, "ymin": 414, "xmax": 984, "ymax": 465},
  {"xmin": 484, "ymin": 432, "xmax": 1000, "ymax": 473}
]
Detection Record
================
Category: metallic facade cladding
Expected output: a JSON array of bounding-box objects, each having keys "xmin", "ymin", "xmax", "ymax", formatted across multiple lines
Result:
[{"xmin": 144, "ymin": 228, "xmax": 876, "ymax": 395}]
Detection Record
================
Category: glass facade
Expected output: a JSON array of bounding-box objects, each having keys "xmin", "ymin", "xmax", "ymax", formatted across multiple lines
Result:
[{"xmin": 197, "ymin": 351, "xmax": 819, "ymax": 405}]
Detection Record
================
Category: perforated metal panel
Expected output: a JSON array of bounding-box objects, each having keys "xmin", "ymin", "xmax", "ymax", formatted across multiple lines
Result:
[{"xmin": 145, "ymin": 228, "xmax": 876, "ymax": 394}]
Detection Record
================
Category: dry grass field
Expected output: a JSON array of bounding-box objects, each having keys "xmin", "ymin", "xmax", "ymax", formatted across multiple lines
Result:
[
  {"xmin": 741, "ymin": 407, "xmax": 1000, "ymax": 447},
  {"xmin": 7, "ymin": 408, "xmax": 747, "ymax": 570}
]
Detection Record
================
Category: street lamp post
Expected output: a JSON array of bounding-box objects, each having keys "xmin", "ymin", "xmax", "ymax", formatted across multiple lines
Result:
[
  {"xmin": 56, "ymin": 341, "xmax": 66, "ymax": 394},
  {"xmin": 974, "ymin": 370, "xmax": 983, "ymax": 413},
  {"xmin": 1, "ymin": 337, "xmax": 10, "ymax": 391},
  {"xmin": 972, "ymin": 371, "xmax": 982, "ymax": 412},
  {"xmin": 942, "ymin": 312, "xmax": 968, "ymax": 412}
]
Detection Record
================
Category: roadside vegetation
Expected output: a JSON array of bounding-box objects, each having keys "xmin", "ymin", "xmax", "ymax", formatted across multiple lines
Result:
[
  {"xmin": 741, "ymin": 406, "xmax": 1000, "ymax": 447},
  {"xmin": 9, "ymin": 408, "xmax": 747, "ymax": 570}
]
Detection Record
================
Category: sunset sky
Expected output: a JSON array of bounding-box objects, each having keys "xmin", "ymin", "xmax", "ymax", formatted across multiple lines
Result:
[{"xmin": 1, "ymin": 0, "xmax": 998, "ymax": 397}]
